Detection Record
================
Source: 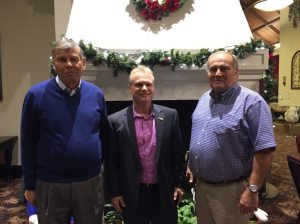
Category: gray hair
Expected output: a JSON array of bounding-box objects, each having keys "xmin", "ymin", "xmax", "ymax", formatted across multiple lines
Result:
[
  {"xmin": 206, "ymin": 51, "xmax": 239, "ymax": 71},
  {"xmin": 128, "ymin": 65, "xmax": 155, "ymax": 85},
  {"xmin": 51, "ymin": 38, "xmax": 85, "ymax": 60}
]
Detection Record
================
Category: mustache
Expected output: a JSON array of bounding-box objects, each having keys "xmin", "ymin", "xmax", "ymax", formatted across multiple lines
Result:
[{"xmin": 212, "ymin": 78, "xmax": 225, "ymax": 82}]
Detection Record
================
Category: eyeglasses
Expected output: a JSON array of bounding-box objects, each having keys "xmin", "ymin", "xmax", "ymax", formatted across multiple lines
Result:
[{"xmin": 208, "ymin": 65, "xmax": 231, "ymax": 74}]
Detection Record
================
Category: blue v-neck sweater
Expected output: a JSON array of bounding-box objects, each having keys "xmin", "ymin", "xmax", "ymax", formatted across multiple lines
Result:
[{"xmin": 21, "ymin": 78, "xmax": 108, "ymax": 190}]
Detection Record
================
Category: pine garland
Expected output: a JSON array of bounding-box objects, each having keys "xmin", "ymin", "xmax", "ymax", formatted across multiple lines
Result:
[
  {"xmin": 77, "ymin": 38, "xmax": 275, "ymax": 102},
  {"xmin": 289, "ymin": 0, "xmax": 300, "ymax": 27}
]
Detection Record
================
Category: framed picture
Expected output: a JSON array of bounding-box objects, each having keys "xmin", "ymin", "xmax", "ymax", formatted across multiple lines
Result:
[
  {"xmin": 291, "ymin": 50, "xmax": 300, "ymax": 89},
  {"xmin": 0, "ymin": 35, "xmax": 2, "ymax": 101}
]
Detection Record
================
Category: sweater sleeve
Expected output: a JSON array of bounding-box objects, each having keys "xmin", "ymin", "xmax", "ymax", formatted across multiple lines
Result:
[{"xmin": 21, "ymin": 91, "xmax": 39, "ymax": 190}]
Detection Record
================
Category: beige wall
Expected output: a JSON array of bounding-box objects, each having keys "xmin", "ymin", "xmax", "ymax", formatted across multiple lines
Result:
[
  {"xmin": 279, "ymin": 7, "xmax": 300, "ymax": 106},
  {"xmin": 0, "ymin": 0, "xmax": 55, "ymax": 164}
]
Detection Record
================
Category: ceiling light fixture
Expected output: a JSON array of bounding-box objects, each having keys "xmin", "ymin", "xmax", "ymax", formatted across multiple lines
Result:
[{"xmin": 254, "ymin": 0, "xmax": 294, "ymax": 11}]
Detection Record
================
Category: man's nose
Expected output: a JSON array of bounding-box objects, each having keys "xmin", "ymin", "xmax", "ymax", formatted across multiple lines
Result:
[
  {"xmin": 141, "ymin": 84, "xmax": 148, "ymax": 90},
  {"xmin": 66, "ymin": 60, "xmax": 73, "ymax": 67},
  {"xmin": 215, "ymin": 68, "xmax": 222, "ymax": 76}
]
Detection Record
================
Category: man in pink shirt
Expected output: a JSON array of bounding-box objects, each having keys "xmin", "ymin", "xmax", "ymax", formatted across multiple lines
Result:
[{"xmin": 107, "ymin": 65, "xmax": 186, "ymax": 224}]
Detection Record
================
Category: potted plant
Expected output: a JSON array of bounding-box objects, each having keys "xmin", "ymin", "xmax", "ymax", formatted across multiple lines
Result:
[
  {"xmin": 177, "ymin": 195, "xmax": 197, "ymax": 224},
  {"xmin": 104, "ymin": 210, "xmax": 123, "ymax": 224}
]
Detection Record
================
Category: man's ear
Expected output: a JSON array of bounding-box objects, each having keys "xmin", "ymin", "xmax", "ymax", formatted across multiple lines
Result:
[
  {"xmin": 82, "ymin": 57, "xmax": 87, "ymax": 70},
  {"xmin": 51, "ymin": 59, "xmax": 56, "ymax": 70},
  {"xmin": 128, "ymin": 85, "xmax": 132, "ymax": 94}
]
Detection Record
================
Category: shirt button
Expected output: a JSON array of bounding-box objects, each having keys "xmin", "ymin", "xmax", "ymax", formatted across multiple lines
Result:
[
  {"xmin": 197, "ymin": 142, "xmax": 200, "ymax": 145},
  {"xmin": 195, "ymin": 156, "xmax": 198, "ymax": 159}
]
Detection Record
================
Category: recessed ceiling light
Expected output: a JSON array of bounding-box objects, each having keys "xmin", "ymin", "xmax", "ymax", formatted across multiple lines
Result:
[{"xmin": 254, "ymin": 0, "xmax": 294, "ymax": 11}]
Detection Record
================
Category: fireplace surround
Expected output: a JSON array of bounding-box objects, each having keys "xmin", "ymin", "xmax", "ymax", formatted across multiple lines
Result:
[{"xmin": 83, "ymin": 49, "xmax": 268, "ymax": 101}]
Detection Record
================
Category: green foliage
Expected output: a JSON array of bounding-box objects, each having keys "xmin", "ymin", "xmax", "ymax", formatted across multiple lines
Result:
[
  {"xmin": 51, "ymin": 37, "xmax": 277, "ymax": 101},
  {"xmin": 78, "ymin": 38, "xmax": 277, "ymax": 102},
  {"xmin": 262, "ymin": 67, "xmax": 276, "ymax": 103},
  {"xmin": 79, "ymin": 38, "xmax": 268, "ymax": 77},
  {"xmin": 104, "ymin": 210, "xmax": 123, "ymax": 224},
  {"xmin": 231, "ymin": 38, "xmax": 262, "ymax": 58},
  {"xmin": 79, "ymin": 40, "xmax": 97, "ymax": 59},
  {"xmin": 262, "ymin": 45, "xmax": 276, "ymax": 103},
  {"xmin": 289, "ymin": 0, "xmax": 300, "ymax": 27},
  {"xmin": 131, "ymin": 0, "xmax": 147, "ymax": 12},
  {"xmin": 106, "ymin": 53, "xmax": 137, "ymax": 77},
  {"xmin": 177, "ymin": 197, "xmax": 197, "ymax": 224},
  {"xmin": 103, "ymin": 200, "xmax": 259, "ymax": 224}
]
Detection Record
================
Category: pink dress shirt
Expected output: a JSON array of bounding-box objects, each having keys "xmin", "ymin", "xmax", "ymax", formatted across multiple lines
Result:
[{"xmin": 133, "ymin": 108, "xmax": 158, "ymax": 184}]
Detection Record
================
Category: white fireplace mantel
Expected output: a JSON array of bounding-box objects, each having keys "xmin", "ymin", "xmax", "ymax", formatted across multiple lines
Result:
[{"xmin": 83, "ymin": 49, "xmax": 268, "ymax": 101}]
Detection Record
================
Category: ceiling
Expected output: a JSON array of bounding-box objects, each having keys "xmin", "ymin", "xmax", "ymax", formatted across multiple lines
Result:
[{"xmin": 240, "ymin": 0, "xmax": 280, "ymax": 45}]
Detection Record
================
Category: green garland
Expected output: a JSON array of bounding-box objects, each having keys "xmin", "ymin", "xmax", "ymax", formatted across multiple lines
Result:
[
  {"xmin": 78, "ymin": 39, "xmax": 275, "ymax": 102},
  {"xmin": 289, "ymin": 0, "xmax": 300, "ymax": 27},
  {"xmin": 79, "ymin": 39, "xmax": 267, "ymax": 75}
]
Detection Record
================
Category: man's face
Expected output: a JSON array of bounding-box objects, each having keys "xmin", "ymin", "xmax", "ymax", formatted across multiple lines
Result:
[
  {"xmin": 128, "ymin": 72, "xmax": 154, "ymax": 105},
  {"xmin": 207, "ymin": 53, "xmax": 238, "ymax": 95},
  {"xmin": 52, "ymin": 47, "xmax": 86, "ymax": 89}
]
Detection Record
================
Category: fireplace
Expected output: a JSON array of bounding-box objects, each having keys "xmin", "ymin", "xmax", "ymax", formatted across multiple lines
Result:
[
  {"xmin": 83, "ymin": 49, "xmax": 269, "ymax": 148},
  {"xmin": 83, "ymin": 49, "xmax": 268, "ymax": 101}
]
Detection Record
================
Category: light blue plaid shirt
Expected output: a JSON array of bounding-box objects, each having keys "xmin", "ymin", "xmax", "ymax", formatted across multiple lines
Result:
[{"xmin": 189, "ymin": 84, "xmax": 276, "ymax": 182}]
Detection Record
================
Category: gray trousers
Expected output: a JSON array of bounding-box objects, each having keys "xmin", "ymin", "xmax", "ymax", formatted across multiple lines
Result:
[{"xmin": 36, "ymin": 173, "xmax": 104, "ymax": 224}]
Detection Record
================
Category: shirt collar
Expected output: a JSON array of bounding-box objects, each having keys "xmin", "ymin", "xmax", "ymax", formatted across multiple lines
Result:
[
  {"xmin": 133, "ymin": 106, "xmax": 154, "ymax": 119},
  {"xmin": 209, "ymin": 83, "xmax": 240, "ymax": 101},
  {"xmin": 55, "ymin": 76, "xmax": 81, "ymax": 96}
]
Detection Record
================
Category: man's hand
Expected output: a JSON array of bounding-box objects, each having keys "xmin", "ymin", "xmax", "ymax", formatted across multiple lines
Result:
[
  {"xmin": 173, "ymin": 187, "xmax": 184, "ymax": 204},
  {"xmin": 111, "ymin": 196, "xmax": 126, "ymax": 212},
  {"xmin": 24, "ymin": 190, "xmax": 36, "ymax": 205},
  {"xmin": 186, "ymin": 166, "xmax": 194, "ymax": 184},
  {"xmin": 238, "ymin": 188, "xmax": 259, "ymax": 214}
]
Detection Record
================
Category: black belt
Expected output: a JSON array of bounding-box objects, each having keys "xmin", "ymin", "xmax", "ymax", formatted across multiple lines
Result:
[
  {"xmin": 139, "ymin": 183, "xmax": 159, "ymax": 190},
  {"xmin": 199, "ymin": 176, "xmax": 248, "ymax": 185}
]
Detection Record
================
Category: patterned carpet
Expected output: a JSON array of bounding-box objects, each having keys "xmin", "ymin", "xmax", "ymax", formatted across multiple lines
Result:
[
  {"xmin": 0, "ymin": 122, "xmax": 300, "ymax": 224},
  {"xmin": 0, "ymin": 179, "xmax": 27, "ymax": 224},
  {"xmin": 258, "ymin": 123, "xmax": 300, "ymax": 224}
]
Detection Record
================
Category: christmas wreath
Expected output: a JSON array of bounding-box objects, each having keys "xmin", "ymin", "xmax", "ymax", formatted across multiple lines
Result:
[{"xmin": 131, "ymin": 0, "xmax": 186, "ymax": 20}]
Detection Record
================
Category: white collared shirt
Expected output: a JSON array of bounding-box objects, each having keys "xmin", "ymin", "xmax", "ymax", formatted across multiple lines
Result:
[{"xmin": 55, "ymin": 76, "xmax": 81, "ymax": 96}]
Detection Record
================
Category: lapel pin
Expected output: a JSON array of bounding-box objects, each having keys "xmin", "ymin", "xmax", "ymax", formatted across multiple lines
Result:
[{"xmin": 158, "ymin": 117, "xmax": 164, "ymax": 120}]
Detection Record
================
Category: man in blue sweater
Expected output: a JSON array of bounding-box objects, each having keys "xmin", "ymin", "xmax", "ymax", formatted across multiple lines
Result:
[{"xmin": 21, "ymin": 38, "xmax": 108, "ymax": 224}]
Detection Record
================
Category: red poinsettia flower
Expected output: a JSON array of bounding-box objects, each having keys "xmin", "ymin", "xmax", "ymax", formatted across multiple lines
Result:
[
  {"xmin": 141, "ymin": 8, "xmax": 151, "ymax": 20},
  {"xmin": 269, "ymin": 52, "xmax": 273, "ymax": 58},
  {"xmin": 170, "ymin": 0, "xmax": 180, "ymax": 12},
  {"xmin": 148, "ymin": 1, "xmax": 160, "ymax": 12},
  {"xmin": 161, "ymin": 4, "xmax": 169, "ymax": 12},
  {"xmin": 132, "ymin": 0, "xmax": 185, "ymax": 21},
  {"xmin": 161, "ymin": 57, "xmax": 171, "ymax": 66}
]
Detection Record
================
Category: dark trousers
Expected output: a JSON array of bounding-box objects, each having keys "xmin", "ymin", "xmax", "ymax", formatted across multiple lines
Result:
[
  {"xmin": 125, "ymin": 184, "xmax": 177, "ymax": 224},
  {"xmin": 36, "ymin": 173, "xmax": 104, "ymax": 224}
]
